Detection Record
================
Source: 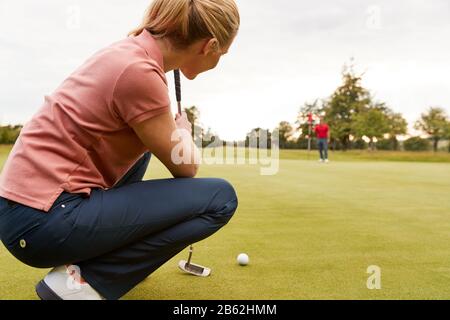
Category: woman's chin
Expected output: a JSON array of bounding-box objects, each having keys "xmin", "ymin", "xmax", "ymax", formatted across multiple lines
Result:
[{"xmin": 181, "ymin": 70, "xmax": 198, "ymax": 80}]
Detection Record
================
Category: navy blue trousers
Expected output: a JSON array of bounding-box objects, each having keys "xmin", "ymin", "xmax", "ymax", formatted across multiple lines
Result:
[
  {"xmin": 317, "ymin": 138, "xmax": 329, "ymax": 160},
  {"xmin": 0, "ymin": 153, "xmax": 238, "ymax": 299}
]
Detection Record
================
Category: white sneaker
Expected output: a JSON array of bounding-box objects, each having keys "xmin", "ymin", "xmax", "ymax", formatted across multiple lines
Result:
[
  {"xmin": 325, "ymin": 159, "xmax": 329, "ymax": 163},
  {"xmin": 319, "ymin": 159, "xmax": 324, "ymax": 163},
  {"xmin": 36, "ymin": 265, "xmax": 105, "ymax": 300}
]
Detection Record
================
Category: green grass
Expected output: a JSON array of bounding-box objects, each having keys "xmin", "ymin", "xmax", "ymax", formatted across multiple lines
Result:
[
  {"xmin": 279, "ymin": 149, "xmax": 450, "ymax": 163},
  {"xmin": 0, "ymin": 145, "xmax": 12, "ymax": 172},
  {"xmin": 1, "ymin": 146, "xmax": 450, "ymax": 299}
]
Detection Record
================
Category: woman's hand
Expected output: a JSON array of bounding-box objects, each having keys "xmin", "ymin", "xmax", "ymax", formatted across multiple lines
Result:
[{"xmin": 175, "ymin": 112, "xmax": 192, "ymax": 136}]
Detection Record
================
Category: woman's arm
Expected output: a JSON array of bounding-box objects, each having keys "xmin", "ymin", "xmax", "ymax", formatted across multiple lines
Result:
[{"xmin": 132, "ymin": 111, "xmax": 200, "ymax": 178}]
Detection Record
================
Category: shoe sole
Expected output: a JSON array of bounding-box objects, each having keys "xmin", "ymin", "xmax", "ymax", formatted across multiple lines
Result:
[{"xmin": 35, "ymin": 280, "xmax": 62, "ymax": 300}]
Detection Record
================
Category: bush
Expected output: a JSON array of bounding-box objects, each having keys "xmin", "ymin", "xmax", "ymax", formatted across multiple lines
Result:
[
  {"xmin": 296, "ymin": 138, "xmax": 317, "ymax": 150},
  {"xmin": 376, "ymin": 138, "xmax": 395, "ymax": 151},
  {"xmin": 403, "ymin": 137, "xmax": 431, "ymax": 151},
  {"xmin": 352, "ymin": 139, "xmax": 368, "ymax": 150},
  {"xmin": 0, "ymin": 125, "xmax": 22, "ymax": 144},
  {"xmin": 328, "ymin": 139, "xmax": 344, "ymax": 151}
]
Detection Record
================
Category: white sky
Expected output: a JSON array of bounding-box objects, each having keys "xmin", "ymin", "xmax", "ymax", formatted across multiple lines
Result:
[{"xmin": 1, "ymin": 0, "xmax": 450, "ymax": 140}]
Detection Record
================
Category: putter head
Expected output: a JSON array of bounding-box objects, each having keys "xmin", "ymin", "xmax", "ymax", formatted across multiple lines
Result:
[{"xmin": 178, "ymin": 260, "xmax": 211, "ymax": 277}]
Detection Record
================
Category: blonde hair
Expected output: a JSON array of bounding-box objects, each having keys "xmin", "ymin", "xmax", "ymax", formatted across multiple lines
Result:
[{"xmin": 129, "ymin": 0, "xmax": 240, "ymax": 49}]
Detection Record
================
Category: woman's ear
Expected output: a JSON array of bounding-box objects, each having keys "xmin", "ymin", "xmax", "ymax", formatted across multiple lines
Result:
[{"xmin": 202, "ymin": 38, "xmax": 219, "ymax": 55}]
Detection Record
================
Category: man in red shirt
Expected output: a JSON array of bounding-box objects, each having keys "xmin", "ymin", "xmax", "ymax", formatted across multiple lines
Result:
[{"xmin": 314, "ymin": 117, "xmax": 330, "ymax": 163}]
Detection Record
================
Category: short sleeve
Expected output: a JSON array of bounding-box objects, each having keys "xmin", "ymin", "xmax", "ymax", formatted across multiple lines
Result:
[{"xmin": 112, "ymin": 61, "xmax": 170, "ymax": 126}]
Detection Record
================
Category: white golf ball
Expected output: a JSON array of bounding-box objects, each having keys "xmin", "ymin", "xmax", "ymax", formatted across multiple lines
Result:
[{"xmin": 237, "ymin": 253, "xmax": 249, "ymax": 266}]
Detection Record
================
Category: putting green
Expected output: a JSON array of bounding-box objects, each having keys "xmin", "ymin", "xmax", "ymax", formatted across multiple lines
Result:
[{"xmin": 1, "ymin": 149, "xmax": 450, "ymax": 299}]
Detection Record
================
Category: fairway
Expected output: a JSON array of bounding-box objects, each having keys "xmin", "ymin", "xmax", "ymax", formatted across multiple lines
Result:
[{"xmin": 1, "ymin": 149, "xmax": 450, "ymax": 299}]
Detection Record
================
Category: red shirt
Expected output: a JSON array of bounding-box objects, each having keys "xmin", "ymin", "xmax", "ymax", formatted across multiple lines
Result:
[{"xmin": 314, "ymin": 124, "xmax": 329, "ymax": 139}]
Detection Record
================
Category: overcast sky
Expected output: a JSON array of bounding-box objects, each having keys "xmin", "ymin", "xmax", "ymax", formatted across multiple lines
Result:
[{"xmin": 1, "ymin": 0, "xmax": 450, "ymax": 140}]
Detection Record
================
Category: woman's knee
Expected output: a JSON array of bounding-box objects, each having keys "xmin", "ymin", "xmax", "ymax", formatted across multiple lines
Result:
[{"xmin": 207, "ymin": 178, "xmax": 238, "ymax": 223}]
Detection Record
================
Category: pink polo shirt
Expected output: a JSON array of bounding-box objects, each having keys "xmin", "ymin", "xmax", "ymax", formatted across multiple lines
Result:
[{"xmin": 0, "ymin": 30, "xmax": 171, "ymax": 212}]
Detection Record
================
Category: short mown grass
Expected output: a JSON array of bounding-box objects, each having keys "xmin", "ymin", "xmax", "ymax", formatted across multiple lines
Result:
[{"xmin": 1, "ymin": 145, "xmax": 450, "ymax": 299}]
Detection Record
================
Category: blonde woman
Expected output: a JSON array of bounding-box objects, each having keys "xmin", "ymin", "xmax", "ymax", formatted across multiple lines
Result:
[{"xmin": 0, "ymin": 0, "xmax": 239, "ymax": 300}]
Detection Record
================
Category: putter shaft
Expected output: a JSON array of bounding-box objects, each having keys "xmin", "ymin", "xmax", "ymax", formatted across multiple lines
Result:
[
  {"xmin": 174, "ymin": 70, "xmax": 210, "ymax": 277},
  {"xmin": 187, "ymin": 245, "xmax": 194, "ymax": 266},
  {"xmin": 174, "ymin": 69, "xmax": 182, "ymax": 115}
]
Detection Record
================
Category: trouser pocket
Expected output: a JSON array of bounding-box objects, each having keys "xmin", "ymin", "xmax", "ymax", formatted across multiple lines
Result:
[
  {"xmin": 0, "ymin": 204, "xmax": 46, "ymax": 267},
  {"xmin": 2, "ymin": 223, "xmax": 43, "ymax": 266}
]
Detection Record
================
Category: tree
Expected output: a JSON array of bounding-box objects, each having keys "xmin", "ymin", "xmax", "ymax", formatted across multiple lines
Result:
[
  {"xmin": 352, "ymin": 107, "xmax": 390, "ymax": 150},
  {"xmin": 386, "ymin": 112, "xmax": 408, "ymax": 150},
  {"xmin": 184, "ymin": 106, "xmax": 201, "ymax": 139},
  {"xmin": 295, "ymin": 100, "xmax": 322, "ymax": 150},
  {"xmin": 322, "ymin": 65, "xmax": 372, "ymax": 150},
  {"xmin": 447, "ymin": 123, "xmax": 450, "ymax": 152},
  {"xmin": 202, "ymin": 127, "xmax": 222, "ymax": 148},
  {"xmin": 352, "ymin": 138, "xmax": 368, "ymax": 150},
  {"xmin": 403, "ymin": 137, "xmax": 431, "ymax": 152},
  {"xmin": 360, "ymin": 106, "xmax": 408, "ymax": 150},
  {"xmin": 0, "ymin": 128, "xmax": 8, "ymax": 144},
  {"xmin": 0, "ymin": 125, "xmax": 22, "ymax": 144},
  {"xmin": 414, "ymin": 107, "xmax": 449, "ymax": 152},
  {"xmin": 276, "ymin": 121, "xmax": 295, "ymax": 149},
  {"xmin": 376, "ymin": 139, "xmax": 396, "ymax": 151},
  {"xmin": 442, "ymin": 120, "xmax": 450, "ymax": 152},
  {"xmin": 296, "ymin": 100, "xmax": 322, "ymax": 135}
]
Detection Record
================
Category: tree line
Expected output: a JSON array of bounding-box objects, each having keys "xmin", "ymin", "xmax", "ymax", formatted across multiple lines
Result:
[
  {"xmin": 277, "ymin": 66, "xmax": 450, "ymax": 152},
  {"xmin": 2, "ymin": 65, "xmax": 450, "ymax": 152},
  {"xmin": 0, "ymin": 125, "xmax": 22, "ymax": 144},
  {"xmin": 185, "ymin": 65, "xmax": 450, "ymax": 152}
]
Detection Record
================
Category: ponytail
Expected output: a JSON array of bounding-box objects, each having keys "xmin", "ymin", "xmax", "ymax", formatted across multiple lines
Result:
[{"xmin": 129, "ymin": 0, "xmax": 240, "ymax": 49}]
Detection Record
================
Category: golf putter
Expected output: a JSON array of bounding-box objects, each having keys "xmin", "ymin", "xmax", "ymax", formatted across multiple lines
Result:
[
  {"xmin": 178, "ymin": 245, "xmax": 211, "ymax": 277},
  {"xmin": 174, "ymin": 69, "xmax": 183, "ymax": 115},
  {"xmin": 174, "ymin": 69, "xmax": 211, "ymax": 277}
]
